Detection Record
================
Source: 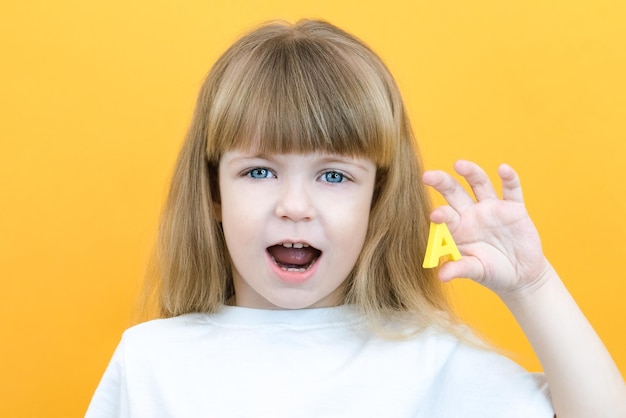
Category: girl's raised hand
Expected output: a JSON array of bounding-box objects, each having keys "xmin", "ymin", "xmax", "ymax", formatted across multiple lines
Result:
[{"xmin": 422, "ymin": 160, "xmax": 551, "ymax": 297}]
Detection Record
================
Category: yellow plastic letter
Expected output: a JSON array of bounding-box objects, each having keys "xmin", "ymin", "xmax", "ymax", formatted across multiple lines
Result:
[{"xmin": 422, "ymin": 222, "xmax": 462, "ymax": 268}]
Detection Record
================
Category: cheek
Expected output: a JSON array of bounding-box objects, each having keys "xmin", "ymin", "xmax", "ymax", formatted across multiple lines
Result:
[
  {"xmin": 353, "ymin": 197, "xmax": 374, "ymax": 245},
  {"xmin": 333, "ymin": 201, "xmax": 371, "ymax": 250},
  {"xmin": 219, "ymin": 194, "xmax": 253, "ymax": 245},
  {"xmin": 219, "ymin": 188, "xmax": 272, "ymax": 259}
]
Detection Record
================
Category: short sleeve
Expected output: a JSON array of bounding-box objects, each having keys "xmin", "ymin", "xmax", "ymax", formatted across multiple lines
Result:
[
  {"xmin": 85, "ymin": 340, "xmax": 128, "ymax": 418},
  {"xmin": 417, "ymin": 339, "xmax": 555, "ymax": 417}
]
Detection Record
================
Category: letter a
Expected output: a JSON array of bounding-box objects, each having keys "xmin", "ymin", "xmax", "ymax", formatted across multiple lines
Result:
[{"xmin": 422, "ymin": 222, "xmax": 462, "ymax": 268}]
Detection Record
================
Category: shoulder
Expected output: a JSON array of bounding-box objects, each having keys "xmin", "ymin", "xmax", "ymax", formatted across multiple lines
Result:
[
  {"xmin": 124, "ymin": 313, "xmax": 208, "ymax": 335},
  {"xmin": 415, "ymin": 327, "xmax": 538, "ymax": 385},
  {"xmin": 413, "ymin": 328, "xmax": 553, "ymax": 416},
  {"xmin": 118, "ymin": 313, "xmax": 210, "ymax": 352}
]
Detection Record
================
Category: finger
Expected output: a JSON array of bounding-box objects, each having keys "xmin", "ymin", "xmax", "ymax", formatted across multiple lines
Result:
[
  {"xmin": 453, "ymin": 160, "xmax": 498, "ymax": 202},
  {"xmin": 422, "ymin": 170, "xmax": 475, "ymax": 213},
  {"xmin": 437, "ymin": 256, "xmax": 485, "ymax": 283},
  {"xmin": 429, "ymin": 205, "xmax": 461, "ymax": 230},
  {"xmin": 498, "ymin": 163, "xmax": 524, "ymax": 202}
]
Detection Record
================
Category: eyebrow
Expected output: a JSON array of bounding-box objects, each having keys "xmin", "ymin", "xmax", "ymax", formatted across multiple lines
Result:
[
  {"xmin": 224, "ymin": 152, "xmax": 273, "ymax": 165},
  {"xmin": 224, "ymin": 152, "xmax": 374, "ymax": 172},
  {"xmin": 315, "ymin": 155, "xmax": 373, "ymax": 172}
]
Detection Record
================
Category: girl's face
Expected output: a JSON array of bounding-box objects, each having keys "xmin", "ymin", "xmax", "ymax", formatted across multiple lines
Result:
[{"xmin": 217, "ymin": 150, "xmax": 377, "ymax": 309}]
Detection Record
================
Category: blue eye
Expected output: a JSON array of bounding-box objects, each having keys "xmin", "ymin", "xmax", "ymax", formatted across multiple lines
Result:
[
  {"xmin": 248, "ymin": 168, "xmax": 274, "ymax": 179},
  {"xmin": 322, "ymin": 171, "xmax": 345, "ymax": 183}
]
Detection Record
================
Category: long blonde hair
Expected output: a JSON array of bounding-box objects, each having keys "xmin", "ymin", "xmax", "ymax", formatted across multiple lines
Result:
[{"xmin": 142, "ymin": 19, "xmax": 458, "ymax": 332}]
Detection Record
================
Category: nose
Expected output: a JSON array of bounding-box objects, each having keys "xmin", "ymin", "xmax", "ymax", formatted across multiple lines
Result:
[{"xmin": 274, "ymin": 179, "xmax": 315, "ymax": 222}]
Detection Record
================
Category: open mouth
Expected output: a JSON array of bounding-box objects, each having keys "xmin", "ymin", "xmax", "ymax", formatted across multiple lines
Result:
[{"xmin": 266, "ymin": 243, "xmax": 322, "ymax": 272}]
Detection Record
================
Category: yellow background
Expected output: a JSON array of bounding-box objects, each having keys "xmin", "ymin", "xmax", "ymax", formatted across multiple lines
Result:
[{"xmin": 2, "ymin": 1, "xmax": 625, "ymax": 416}]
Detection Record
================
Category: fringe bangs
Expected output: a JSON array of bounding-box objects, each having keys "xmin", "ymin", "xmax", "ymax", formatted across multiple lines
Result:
[{"xmin": 206, "ymin": 22, "xmax": 395, "ymax": 166}]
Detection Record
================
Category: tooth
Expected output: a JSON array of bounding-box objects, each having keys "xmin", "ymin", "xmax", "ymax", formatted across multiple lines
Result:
[
  {"xmin": 282, "ymin": 243, "xmax": 293, "ymax": 248},
  {"xmin": 293, "ymin": 243, "xmax": 304, "ymax": 249}
]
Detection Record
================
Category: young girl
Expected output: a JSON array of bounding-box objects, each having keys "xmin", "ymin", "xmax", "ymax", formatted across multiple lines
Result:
[{"xmin": 86, "ymin": 19, "xmax": 625, "ymax": 417}]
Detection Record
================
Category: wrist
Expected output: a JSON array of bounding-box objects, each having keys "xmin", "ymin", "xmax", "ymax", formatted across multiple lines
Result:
[{"xmin": 498, "ymin": 260, "xmax": 559, "ymax": 307}]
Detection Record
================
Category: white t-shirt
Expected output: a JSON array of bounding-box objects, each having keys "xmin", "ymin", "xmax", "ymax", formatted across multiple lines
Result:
[{"xmin": 86, "ymin": 306, "xmax": 554, "ymax": 417}]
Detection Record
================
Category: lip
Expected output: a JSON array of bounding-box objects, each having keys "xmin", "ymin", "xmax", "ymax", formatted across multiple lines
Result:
[
  {"xmin": 265, "ymin": 248, "xmax": 322, "ymax": 284},
  {"xmin": 274, "ymin": 239, "xmax": 312, "ymax": 247}
]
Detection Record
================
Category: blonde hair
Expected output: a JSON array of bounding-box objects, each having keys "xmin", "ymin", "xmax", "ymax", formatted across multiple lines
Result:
[{"xmin": 142, "ymin": 19, "xmax": 458, "ymax": 333}]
